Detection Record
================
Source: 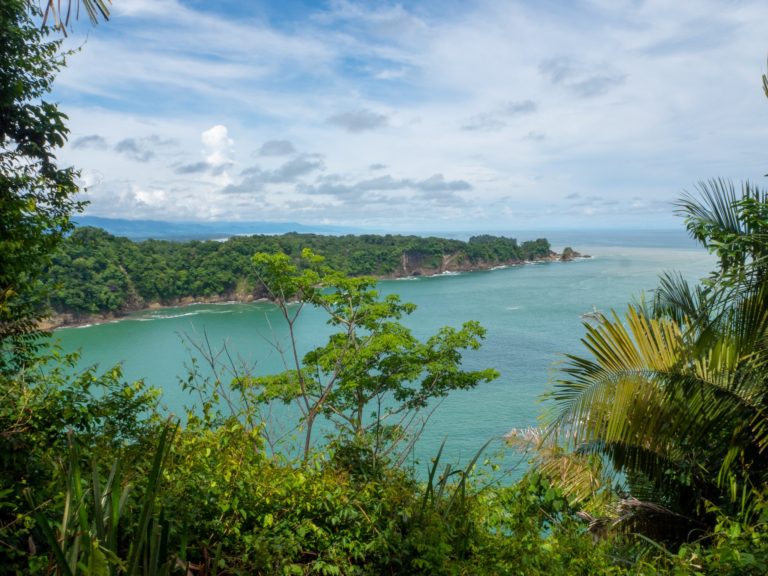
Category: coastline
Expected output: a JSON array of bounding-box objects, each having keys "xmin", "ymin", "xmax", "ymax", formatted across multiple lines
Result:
[
  {"xmin": 41, "ymin": 294, "xmax": 265, "ymax": 331},
  {"xmin": 44, "ymin": 250, "xmax": 589, "ymax": 330}
]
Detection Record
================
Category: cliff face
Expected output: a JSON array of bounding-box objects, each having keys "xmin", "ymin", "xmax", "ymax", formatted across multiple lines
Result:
[
  {"xmin": 396, "ymin": 251, "xmax": 469, "ymax": 276},
  {"xmin": 391, "ymin": 249, "xmax": 571, "ymax": 277}
]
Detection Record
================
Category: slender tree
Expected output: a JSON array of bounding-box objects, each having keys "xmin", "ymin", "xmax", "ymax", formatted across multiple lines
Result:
[{"xmin": 248, "ymin": 249, "xmax": 498, "ymax": 464}]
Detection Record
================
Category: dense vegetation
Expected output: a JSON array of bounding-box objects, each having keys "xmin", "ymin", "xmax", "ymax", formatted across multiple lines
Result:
[
  {"xmin": 3, "ymin": 2, "xmax": 768, "ymax": 574},
  {"xmin": 44, "ymin": 228, "xmax": 552, "ymax": 318},
  {"xmin": 0, "ymin": 0, "xmax": 82, "ymax": 371},
  {"xmin": 528, "ymin": 180, "xmax": 768, "ymax": 566}
]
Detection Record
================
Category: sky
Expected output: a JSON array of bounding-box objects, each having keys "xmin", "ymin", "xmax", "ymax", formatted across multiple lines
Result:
[{"xmin": 53, "ymin": 0, "xmax": 768, "ymax": 232}]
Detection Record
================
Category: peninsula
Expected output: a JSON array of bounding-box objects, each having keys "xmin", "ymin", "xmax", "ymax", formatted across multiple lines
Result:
[{"xmin": 42, "ymin": 227, "xmax": 588, "ymax": 328}]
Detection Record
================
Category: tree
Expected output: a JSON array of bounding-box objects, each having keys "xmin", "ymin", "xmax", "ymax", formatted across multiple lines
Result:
[
  {"xmin": 538, "ymin": 69, "xmax": 768, "ymax": 541},
  {"xmin": 246, "ymin": 249, "xmax": 499, "ymax": 465},
  {"xmin": 0, "ymin": 0, "xmax": 84, "ymax": 371},
  {"xmin": 541, "ymin": 182, "xmax": 768, "ymax": 542},
  {"xmin": 676, "ymin": 179, "xmax": 768, "ymax": 290}
]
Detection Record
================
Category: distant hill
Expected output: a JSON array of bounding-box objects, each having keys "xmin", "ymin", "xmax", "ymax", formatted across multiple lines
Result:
[{"xmin": 73, "ymin": 216, "xmax": 357, "ymax": 241}]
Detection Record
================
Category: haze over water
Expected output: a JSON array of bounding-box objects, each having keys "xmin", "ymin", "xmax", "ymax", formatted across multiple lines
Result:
[{"xmin": 54, "ymin": 230, "xmax": 714, "ymax": 470}]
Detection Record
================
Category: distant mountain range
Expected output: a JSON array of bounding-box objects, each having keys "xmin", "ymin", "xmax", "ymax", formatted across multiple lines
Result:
[{"xmin": 73, "ymin": 216, "xmax": 357, "ymax": 241}]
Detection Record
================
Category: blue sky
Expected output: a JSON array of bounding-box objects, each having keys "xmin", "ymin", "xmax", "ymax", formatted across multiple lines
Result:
[{"xmin": 55, "ymin": 0, "xmax": 768, "ymax": 232}]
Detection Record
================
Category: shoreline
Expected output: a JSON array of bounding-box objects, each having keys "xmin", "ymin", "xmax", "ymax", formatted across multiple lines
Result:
[
  {"xmin": 42, "ymin": 294, "xmax": 268, "ymax": 331},
  {"xmin": 45, "ymin": 251, "xmax": 590, "ymax": 331}
]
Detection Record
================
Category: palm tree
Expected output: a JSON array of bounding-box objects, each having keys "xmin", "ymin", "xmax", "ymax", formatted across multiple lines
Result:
[
  {"xmin": 542, "ymin": 180, "xmax": 768, "ymax": 541},
  {"xmin": 676, "ymin": 179, "xmax": 768, "ymax": 290}
]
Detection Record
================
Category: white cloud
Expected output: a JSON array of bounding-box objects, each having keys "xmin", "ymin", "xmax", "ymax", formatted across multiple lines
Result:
[
  {"xmin": 201, "ymin": 125, "xmax": 234, "ymax": 167},
  {"xmin": 54, "ymin": 0, "xmax": 768, "ymax": 230},
  {"xmin": 133, "ymin": 185, "xmax": 167, "ymax": 206},
  {"xmin": 78, "ymin": 169, "xmax": 104, "ymax": 189},
  {"xmin": 113, "ymin": 0, "xmax": 178, "ymax": 17}
]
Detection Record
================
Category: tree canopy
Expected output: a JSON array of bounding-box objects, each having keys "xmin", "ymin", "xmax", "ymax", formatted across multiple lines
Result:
[
  {"xmin": 245, "ymin": 249, "xmax": 499, "ymax": 464},
  {"xmin": 43, "ymin": 228, "xmax": 553, "ymax": 319},
  {"xmin": 0, "ymin": 0, "xmax": 83, "ymax": 370}
]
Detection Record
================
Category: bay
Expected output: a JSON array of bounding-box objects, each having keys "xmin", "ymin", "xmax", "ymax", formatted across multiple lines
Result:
[{"xmin": 52, "ymin": 230, "xmax": 715, "ymax": 469}]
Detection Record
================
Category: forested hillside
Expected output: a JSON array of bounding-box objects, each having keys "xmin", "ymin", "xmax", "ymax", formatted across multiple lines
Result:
[{"xmin": 44, "ymin": 227, "xmax": 553, "ymax": 318}]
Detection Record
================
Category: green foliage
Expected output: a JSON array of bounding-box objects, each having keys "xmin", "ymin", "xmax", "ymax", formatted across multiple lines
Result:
[
  {"xmin": 48, "ymin": 227, "xmax": 140, "ymax": 316},
  {"xmin": 246, "ymin": 249, "xmax": 499, "ymax": 462},
  {"xmin": 677, "ymin": 179, "xmax": 768, "ymax": 288},
  {"xmin": 467, "ymin": 235, "xmax": 551, "ymax": 263},
  {"xmin": 44, "ymin": 229, "xmax": 553, "ymax": 318},
  {"xmin": 542, "ymin": 182, "xmax": 768, "ymax": 546},
  {"xmin": 154, "ymin": 423, "xmax": 621, "ymax": 575},
  {"xmin": 474, "ymin": 473, "xmax": 628, "ymax": 576},
  {"xmin": 0, "ymin": 0, "xmax": 84, "ymax": 370},
  {"xmin": 11, "ymin": 4, "xmax": 767, "ymax": 566},
  {"xmin": 675, "ymin": 507, "xmax": 768, "ymax": 575},
  {"xmin": 0, "ymin": 350, "xmax": 162, "ymax": 569},
  {"xmin": 162, "ymin": 421, "xmax": 379, "ymax": 573},
  {"xmin": 27, "ymin": 422, "xmax": 178, "ymax": 576}
]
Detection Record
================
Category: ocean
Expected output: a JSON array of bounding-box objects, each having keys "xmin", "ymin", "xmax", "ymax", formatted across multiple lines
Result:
[{"xmin": 52, "ymin": 229, "xmax": 715, "ymax": 472}]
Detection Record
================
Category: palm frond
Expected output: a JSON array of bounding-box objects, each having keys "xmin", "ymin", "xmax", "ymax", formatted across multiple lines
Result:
[
  {"xmin": 763, "ymin": 58, "xmax": 768, "ymax": 98},
  {"xmin": 543, "ymin": 182, "xmax": 768, "ymax": 538},
  {"xmin": 545, "ymin": 307, "xmax": 683, "ymax": 441},
  {"xmin": 677, "ymin": 180, "xmax": 768, "ymax": 289},
  {"xmin": 40, "ymin": 0, "xmax": 110, "ymax": 35},
  {"xmin": 546, "ymin": 295, "xmax": 768, "ymax": 513},
  {"xmin": 677, "ymin": 179, "xmax": 742, "ymax": 241}
]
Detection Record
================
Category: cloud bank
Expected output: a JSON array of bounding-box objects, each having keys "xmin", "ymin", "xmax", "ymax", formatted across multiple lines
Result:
[{"xmin": 57, "ymin": 0, "xmax": 768, "ymax": 230}]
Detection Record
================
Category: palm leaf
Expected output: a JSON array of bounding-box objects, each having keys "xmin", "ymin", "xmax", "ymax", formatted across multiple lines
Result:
[
  {"xmin": 40, "ymin": 0, "xmax": 111, "ymax": 35},
  {"xmin": 546, "ymin": 299, "xmax": 768, "ymax": 508},
  {"xmin": 544, "ymin": 182, "xmax": 768, "ymax": 538}
]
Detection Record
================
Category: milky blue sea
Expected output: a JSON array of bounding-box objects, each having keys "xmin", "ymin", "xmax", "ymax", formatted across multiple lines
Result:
[{"xmin": 53, "ymin": 229, "xmax": 715, "ymax": 472}]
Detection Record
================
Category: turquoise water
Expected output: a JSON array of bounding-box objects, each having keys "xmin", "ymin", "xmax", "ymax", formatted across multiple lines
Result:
[{"xmin": 53, "ymin": 234, "xmax": 715, "ymax": 468}]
